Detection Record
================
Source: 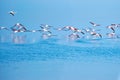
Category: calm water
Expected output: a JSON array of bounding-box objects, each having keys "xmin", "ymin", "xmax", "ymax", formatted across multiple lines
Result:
[{"xmin": 0, "ymin": 32, "xmax": 120, "ymax": 80}]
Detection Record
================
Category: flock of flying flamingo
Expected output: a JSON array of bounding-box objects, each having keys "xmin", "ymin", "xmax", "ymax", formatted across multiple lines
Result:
[{"xmin": 0, "ymin": 10, "xmax": 120, "ymax": 40}]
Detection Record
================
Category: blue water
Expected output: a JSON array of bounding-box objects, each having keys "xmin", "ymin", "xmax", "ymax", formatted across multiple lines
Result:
[{"xmin": 0, "ymin": 33, "xmax": 120, "ymax": 80}]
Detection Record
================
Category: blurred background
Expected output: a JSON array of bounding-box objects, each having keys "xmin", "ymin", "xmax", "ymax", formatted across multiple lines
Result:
[{"xmin": 0, "ymin": 0, "xmax": 120, "ymax": 80}]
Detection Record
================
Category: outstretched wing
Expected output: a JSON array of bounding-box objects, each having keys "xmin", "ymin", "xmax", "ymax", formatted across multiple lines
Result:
[{"xmin": 89, "ymin": 22, "xmax": 95, "ymax": 25}]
